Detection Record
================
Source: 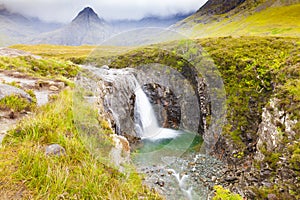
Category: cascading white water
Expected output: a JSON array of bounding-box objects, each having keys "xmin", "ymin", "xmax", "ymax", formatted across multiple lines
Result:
[
  {"xmin": 79, "ymin": 66, "xmax": 205, "ymax": 200},
  {"xmin": 134, "ymin": 85, "xmax": 182, "ymax": 140}
]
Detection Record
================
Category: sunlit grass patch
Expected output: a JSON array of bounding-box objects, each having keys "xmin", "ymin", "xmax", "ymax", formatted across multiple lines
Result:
[
  {"xmin": 0, "ymin": 94, "xmax": 35, "ymax": 112},
  {"xmin": 190, "ymin": 4, "xmax": 300, "ymax": 38}
]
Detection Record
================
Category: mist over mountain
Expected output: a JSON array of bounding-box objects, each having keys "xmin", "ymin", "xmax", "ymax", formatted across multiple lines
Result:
[
  {"xmin": 28, "ymin": 7, "xmax": 112, "ymax": 46},
  {"xmin": 0, "ymin": 0, "xmax": 204, "ymax": 23},
  {"xmin": 1, "ymin": 0, "xmax": 299, "ymax": 46},
  {"xmin": 0, "ymin": 5, "xmax": 192, "ymax": 46},
  {"xmin": 111, "ymin": 13, "xmax": 192, "ymax": 31},
  {"xmin": 0, "ymin": 5, "xmax": 62, "ymax": 46}
]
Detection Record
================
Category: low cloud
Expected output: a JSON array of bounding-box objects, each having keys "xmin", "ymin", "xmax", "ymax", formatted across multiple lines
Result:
[{"xmin": 1, "ymin": 0, "xmax": 208, "ymax": 23}]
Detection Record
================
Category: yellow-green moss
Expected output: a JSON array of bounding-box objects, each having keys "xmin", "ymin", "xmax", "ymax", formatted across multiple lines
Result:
[{"xmin": 213, "ymin": 185, "xmax": 243, "ymax": 200}]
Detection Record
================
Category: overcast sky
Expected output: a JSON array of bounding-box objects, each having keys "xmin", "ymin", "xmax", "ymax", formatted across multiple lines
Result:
[{"xmin": 1, "ymin": 0, "xmax": 208, "ymax": 23}]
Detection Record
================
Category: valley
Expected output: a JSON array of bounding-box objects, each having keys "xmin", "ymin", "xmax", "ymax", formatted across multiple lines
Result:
[{"xmin": 0, "ymin": 0, "xmax": 299, "ymax": 200}]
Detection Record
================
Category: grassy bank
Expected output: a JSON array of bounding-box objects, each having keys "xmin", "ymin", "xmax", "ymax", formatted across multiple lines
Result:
[
  {"xmin": 0, "ymin": 89, "xmax": 161, "ymax": 199},
  {"xmin": 0, "ymin": 56, "xmax": 78, "ymax": 80}
]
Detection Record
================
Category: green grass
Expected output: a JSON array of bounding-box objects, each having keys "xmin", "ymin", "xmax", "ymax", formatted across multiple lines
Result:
[
  {"xmin": 10, "ymin": 44, "xmax": 133, "ymax": 65},
  {"xmin": 0, "ymin": 94, "xmax": 36, "ymax": 112},
  {"xmin": 10, "ymin": 44, "xmax": 94, "ymax": 62},
  {"xmin": 0, "ymin": 89, "xmax": 161, "ymax": 199},
  {"xmin": 198, "ymin": 36, "xmax": 299, "ymax": 141},
  {"xmin": 213, "ymin": 185, "xmax": 243, "ymax": 200},
  {"xmin": 0, "ymin": 56, "xmax": 79, "ymax": 81},
  {"xmin": 190, "ymin": 4, "xmax": 300, "ymax": 38}
]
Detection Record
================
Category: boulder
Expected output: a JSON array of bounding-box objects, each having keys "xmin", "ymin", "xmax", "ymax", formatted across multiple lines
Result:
[
  {"xmin": 45, "ymin": 144, "xmax": 66, "ymax": 156},
  {"xmin": 0, "ymin": 83, "xmax": 32, "ymax": 101}
]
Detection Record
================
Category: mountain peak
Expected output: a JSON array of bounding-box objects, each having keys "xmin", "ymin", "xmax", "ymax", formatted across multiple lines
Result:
[
  {"xmin": 72, "ymin": 7, "xmax": 104, "ymax": 24},
  {"xmin": 0, "ymin": 4, "xmax": 10, "ymax": 15},
  {"xmin": 197, "ymin": 0, "xmax": 246, "ymax": 15},
  {"xmin": 81, "ymin": 7, "xmax": 96, "ymax": 15}
]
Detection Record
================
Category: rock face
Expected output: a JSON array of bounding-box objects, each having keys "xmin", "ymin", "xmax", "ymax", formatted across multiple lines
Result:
[
  {"xmin": 109, "ymin": 134, "xmax": 130, "ymax": 171},
  {"xmin": 195, "ymin": 0, "xmax": 300, "ymax": 18},
  {"xmin": 72, "ymin": 7, "xmax": 104, "ymax": 25},
  {"xmin": 255, "ymin": 98, "xmax": 297, "ymax": 161},
  {"xmin": 142, "ymin": 83, "xmax": 181, "ymax": 129},
  {"xmin": 136, "ymin": 64, "xmax": 203, "ymax": 135},
  {"xmin": 213, "ymin": 97, "xmax": 299, "ymax": 199},
  {"xmin": 196, "ymin": 0, "xmax": 246, "ymax": 16}
]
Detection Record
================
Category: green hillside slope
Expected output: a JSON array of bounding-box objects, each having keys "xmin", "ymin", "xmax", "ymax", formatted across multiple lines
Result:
[
  {"xmin": 193, "ymin": 4, "xmax": 300, "ymax": 37},
  {"xmin": 176, "ymin": 1, "xmax": 300, "ymax": 38}
]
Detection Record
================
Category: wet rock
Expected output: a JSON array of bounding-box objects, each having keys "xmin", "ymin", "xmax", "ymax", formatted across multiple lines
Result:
[
  {"xmin": 142, "ymin": 83, "xmax": 181, "ymax": 129},
  {"xmin": 45, "ymin": 144, "xmax": 66, "ymax": 156},
  {"xmin": 135, "ymin": 153, "xmax": 226, "ymax": 199}
]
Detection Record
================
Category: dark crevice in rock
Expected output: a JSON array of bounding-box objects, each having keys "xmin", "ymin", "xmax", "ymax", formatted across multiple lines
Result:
[{"xmin": 142, "ymin": 83, "xmax": 181, "ymax": 129}]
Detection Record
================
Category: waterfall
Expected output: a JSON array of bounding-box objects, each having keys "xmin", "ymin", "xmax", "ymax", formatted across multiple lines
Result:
[
  {"xmin": 134, "ymin": 84, "xmax": 182, "ymax": 140},
  {"xmin": 80, "ymin": 65, "xmax": 182, "ymax": 140}
]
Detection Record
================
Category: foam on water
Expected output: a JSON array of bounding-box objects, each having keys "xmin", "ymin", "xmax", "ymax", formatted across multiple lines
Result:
[{"xmin": 134, "ymin": 86, "xmax": 182, "ymax": 140}]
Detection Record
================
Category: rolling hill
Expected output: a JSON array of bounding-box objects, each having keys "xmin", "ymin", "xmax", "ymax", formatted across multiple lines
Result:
[{"xmin": 173, "ymin": 0, "xmax": 300, "ymax": 37}]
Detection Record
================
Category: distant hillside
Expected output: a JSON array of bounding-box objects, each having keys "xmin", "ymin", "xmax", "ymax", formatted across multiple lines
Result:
[
  {"xmin": 28, "ymin": 7, "xmax": 112, "ymax": 46},
  {"xmin": 111, "ymin": 13, "xmax": 192, "ymax": 31},
  {"xmin": 173, "ymin": 0, "xmax": 300, "ymax": 37},
  {"xmin": 0, "ymin": 5, "xmax": 191, "ymax": 46},
  {"xmin": 0, "ymin": 5, "xmax": 62, "ymax": 46}
]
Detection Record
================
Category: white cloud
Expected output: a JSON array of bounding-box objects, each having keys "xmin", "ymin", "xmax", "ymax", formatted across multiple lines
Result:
[{"xmin": 0, "ymin": 0, "xmax": 208, "ymax": 22}]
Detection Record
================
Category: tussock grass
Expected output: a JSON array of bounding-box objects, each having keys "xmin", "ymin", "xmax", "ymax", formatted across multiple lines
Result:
[
  {"xmin": 0, "ymin": 56, "xmax": 79, "ymax": 80},
  {"xmin": 0, "ymin": 94, "xmax": 36, "ymax": 112},
  {"xmin": 0, "ymin": 90, "xmax": 162, "ymax": 199}
]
